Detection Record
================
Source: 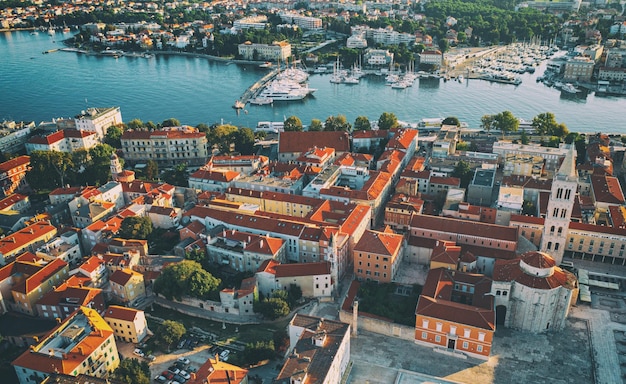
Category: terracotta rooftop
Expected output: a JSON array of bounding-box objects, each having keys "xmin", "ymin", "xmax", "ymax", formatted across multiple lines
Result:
[
  {"xmin": 492, "ymin": 251, "xmax": 577, "ymax": 290},
  {"xmin": 410, "ymin": 215, "xmax": 519, "ymax": 242},
  {"xmin": 109, "ymin": 268, "xmax": 141, "ymax": 286},
  {"xmin": 591, "ymin": 174, "xmax": 625, "ymax": 205},
  {"xmin": 257, "ymin": 259, "xmax": 280, "ymax": 275},
  {"xmin": 416, "ymin": 268, "xmax": 495, "ymax": 331},
  {"xmin": 278, "ymin": 131, "xmax": 350, "ymax": 154},
  {"xmin": 0, "ymin": 221, "xmax": 58, "ymax": 260},
  {"xmin": 104, "ymin": 305, "xmax": 141, "ymax": 322},
  {"xmin": 187, "ymin": 356, "xmax": 248, "ymax": 384},
  {"xmin": 354, "ymin": 229, "xmax": 403, "ymax": 256},
  {"xmin": 0, "ymin": 193, "xmax": 28, "ymax": 210},
  {"xmin": 274, "ymin": 261, "xmax": 331, "ymax": 278},
  {"xmin": 0, "ymin": 155, "xmax": 30, "ymax": 173}
]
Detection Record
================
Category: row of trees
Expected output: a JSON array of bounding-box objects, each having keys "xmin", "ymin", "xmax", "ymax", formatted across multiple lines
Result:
[
  {"xmin": 283, "ymin": 111, "xmax": 402, "ymax": 132},
  {"xmin": 154, "ymin": 260, "xmax": 221, "ymax": 301}
]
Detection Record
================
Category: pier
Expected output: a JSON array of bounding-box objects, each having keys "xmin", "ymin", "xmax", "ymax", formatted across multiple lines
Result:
[{"xmin": 238, "ymin": 69, "xmax": 279, "ymax": 105}]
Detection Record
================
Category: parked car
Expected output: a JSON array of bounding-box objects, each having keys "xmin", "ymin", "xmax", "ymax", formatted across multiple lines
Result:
[
  {"xmin": 219, "ymin": 349, "xmax": 230, "ymax": 361},
  {"xmin": 133, "ymin": 348, "xmax": 144, "ymax": 357},
  {"xmin": 145, "ymin": 354, "xmax": 156, "ymax": 362},
  {"xmin": 179, "ymin": 370, "xmax": 191, "ymax": 380},
  {"xmin": 177, "ymin": 357, "xmax": 190, "ymax": 366},
  {"xmin": 167, "ymin": 366, "xmax": 181, "ymax": 375},
  {"xmin": 173, "ymin": 374, "xmax": 187, "ymax": 384},
  {"xmin": 177, "ymin": 339, "xmax": 187, "ymax": 350},
  {"xmin": 154, "ymin": 375, "xmax": 167, "ymax": 384},
  {"xmin": 161, "ymin": 371, "xmax": 174, "ymax": 380}
]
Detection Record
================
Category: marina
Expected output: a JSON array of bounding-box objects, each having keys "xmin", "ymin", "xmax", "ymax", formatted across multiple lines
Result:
[{"xmin": 2, "ymin": 30, "xmax": 626, "ymax": 133}]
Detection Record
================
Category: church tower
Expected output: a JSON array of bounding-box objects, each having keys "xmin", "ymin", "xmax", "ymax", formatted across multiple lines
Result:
[
  {"xmin": 540, "ymin": 145, "xmax": 577, "ymax": 266},
  {"xmin": 110, "ymin": 153, "xmax": 123, "ymax": 180}
]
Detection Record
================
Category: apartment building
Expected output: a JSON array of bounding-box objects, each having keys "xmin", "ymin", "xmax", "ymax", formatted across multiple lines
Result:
[
  {"xmin": 108, "ymin": 269, "xmax": 145, "ymax": 305},
  {"xmin": 74, "ymin": 107, "xmax": 123, "ymax": 140},
  {"xmin": 0, "ymin": 221, "xmax": 58, "ymax": 265},
  {"xmin": 103, "ymin": 305, "xmax": 149, "ymax": 343},
  {"xmin": 12, "ymin": 307, "xmax": 119, "ymax": 383},
  {"xmin": 207, "ymin": 229, "xmax": 286, "ymax": 273},
  {"xmin": 121, "ymin": 127, "xmax": 208, "ymax": 166},
  {"xmin": 353, "ymin": 229, "xmax": 405, "ymax": 283},
  {"xmin": 0, "ymin": 155, "xmax": 30, "ymax": 197},
  {"xmin": 238, "ymin": 41, "xmax": 291, "ymax": 61},
  {"xmin": 26, "ymin": 130, "xmax": 99, "ymax": 154}
]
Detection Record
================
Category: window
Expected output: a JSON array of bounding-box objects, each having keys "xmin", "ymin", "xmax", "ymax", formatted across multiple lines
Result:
[
  {"xmin": 422, "ymin": 332, "xmax": 427, "ymax": 339},
  {"xmin": 450, "ymin": 326, "xmax": 456, "ymax": 335},
  {"xmin": 555, "ymin": 243, "xmax": 559, "ymax": 251},
  {"xmin": 435, "ymin": 335, "xmax": 441, "ymax": 342},
  {"xmin": 478, "ymin": 332, "xmax": 485, "ymax": 341},
  {"xmin": 477, "ymin": 345, "xmax": 483, "ymax": 353},
  {"xmin": 502, "ymin": 291, "xmax": 507, "ymax": 296},
  {"xmin": 436, "ymin": 322, "xmax": 443, "ymax": 332},
  {"xmin": 463, "ymin": 341, "xmax": 469, "ymax": 349},
  {"xmin": 464, "ymin": 329, "xmax": 470, "ymax": 338},
  {"xmin": 422, "ymin": 319, "xmax": 429, "ymax": 328}
]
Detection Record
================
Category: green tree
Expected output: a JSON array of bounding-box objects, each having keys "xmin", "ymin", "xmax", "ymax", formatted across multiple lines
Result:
[
  {"xmin": 234, "ymin": 127, "xmax": 256, "ymax": 155},
  {"xmin": 144, "ymin": 160, "xmax": 158, "ymax": 180},
  {"xmin": 161, "ymin": 118, "xmax": 181, "ymax": 127},
  {"xmin": 354, "ymin": 116, "xmax": 372, "ymax": 131},
  {"xmin": 531, "ymin": 112, "xmax": 557, "ymax": 139},
  {"xmin": 127, "ymin": 119, "xmax": 144, "ymax": 130},
  {"xmin": 119, "ymin": 216, "xmax": 153, "ymax": 240},
  {"xmin": 378, "ymin": 112, "xmax": 398, "ymax": 130},
  {"xmin": 156, "ymin": 320, "xmax": 186, "ymax": 351},
  {"xmin": 520, "ymin": 130, "xmax": 530, "ymax": 145},
  {"xmin": 154, "ymin": 260, "xmax": 221, "ymax": 300},
  {"xmin": 86, "ymin": 144, "xmax": 116, "ymax": 186},
  {"xmin": 287, "ymin": 284, "xmax": 302, "ymax": 306},
  {"xmin": 493, "ymin": 110, "xmax": 519, "ymax": 137},
  {"xmin": 284, "ymin": 116, "xmax": 303, "ymax": 132},
  {"xmin": 255, "ymin": 297, "xmax": 290, "ymax": 320},
  {"xmin": 324, "ymin": 115, "xmax": 351, "ymax": 132},
  {"xmin": 452, "ymin": 160, "xmax": 473, "ymax": 189},
  {"xmin": 242, "ymin": 340, "xmax": 275, "ymax": 365},
  {"xmin": 208, "ymin": 124, "xmax": 238, "ymax": 154},
  {"xmin": 196, "ymin": 123, "xmax": 210, "ymax": 133},
  {"xmin": 26, "ymin": 150, "xmax": 74, "ymax": 190},
  {"xmin": 309, "ymin": 119, "xmax": 323, "ymax": 131},
  {"xmin": 442, "ymin": 116, "xmax": 460, "ymax": 127},
  {"xmin": 112, "ymin": 359, "xmax": 150, "ymax": 384},
  {"xmin": 162, "ymin": 163, "xmax": 189, "ymax": 187},
  {"xmin": 438, "ymin": 39, "xmax": 450, "ymax": 53},
  {"xmin": 105, "ymin": 125, "xmax": 124, "ymax": 148},
  {"xmin": 480, "ymin": 114, "xmax": 494, "ymax": 132}
]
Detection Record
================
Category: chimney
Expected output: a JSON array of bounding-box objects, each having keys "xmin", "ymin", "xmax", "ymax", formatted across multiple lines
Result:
[
  {"xmin": 78, "ymin": 346, "xmax": 84, "ymax": 355},
  {"xmin": 214, "ymin": 353, "xmax": 219, "ymax": 363}
]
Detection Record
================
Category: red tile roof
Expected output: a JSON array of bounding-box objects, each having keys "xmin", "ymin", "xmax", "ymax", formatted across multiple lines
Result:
[
  {"xmin": 187, "ymin": 356, "xmax": 248, "ymax": 384},
  {"xmin": 274, "ymin": 261, "xmax": 331, "ymax": 278},
  {"xmin": 410, "ymin": 215, "xmax": 519, "ymax": 242},
  {"xmin": 109, "ymin": 269, "xmax": 140, "ymax": 286},
  {"xmin": 0, "ymin": 155, "xmax": 30, "ymax": 173},
  {"xmin": 278, "ymin": 131, "xmax": 350, "ymax": 154},
  {"xmin": 13, "ymin": 258, "xmax": 67, "ymax": 294},
  {"xmin": 0, "ymin": 193, "xmax": 28, "ymax": 210},
  {"xmin": 257, "ymin": 259, "xmax": 280, "ymax": 274},
  {"xmin": 0, "ymin": 221, "xmax": 58, "ymax": 260},
  {"xmin": 386, "ymin": 128, "xmax": 418, "ymax": 151},
  {"xmin": 493, "ymin": 251, "xmax": 577, "ymax": 290},
  {"xmin": 591, "ymin": 175, "xmax": 625, "ymax": 205},
  {"xmin": 190, "ymin": 169, "xmax": 240, "ymax": 182},
  {"xmin": 104, "ymin": 305, "xmax": 140, "ymax": 322},
  {"xmin": 416, "ymin": 268, "xmax": 494, "ymax": 330},
  {"xmin": 430, "ymin": 241, "xmax": 461, "ymax": 265}
]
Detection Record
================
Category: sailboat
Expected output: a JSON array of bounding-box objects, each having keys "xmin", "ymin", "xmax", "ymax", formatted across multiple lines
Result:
[
  {"xmin": 62, "ymin": 22, "xmax": 70, "ymax": 33},
  {"xmin": 47, "ymin": 23, "xmax": 55, "ymax": 36}
]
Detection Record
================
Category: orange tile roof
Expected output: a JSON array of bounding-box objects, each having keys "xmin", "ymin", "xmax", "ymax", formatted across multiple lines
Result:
[
  {"xmin": 0, "ymin": 193, "xmax": 28, "ymax": 210},
  {"xmin": 410, "ymin": 215, "xmax": 519, "ymax": 242},
  {"xmin": 386, "ymin": 128, "xmax": 418, "ymax": 151},
  {"xmin": 109, "ymin": 268, "xmax": 141, "ymax": 286},
  {"xmin": 591, "ymin": 174, "xmax": 625, "ymax": 205},
  {"xmin": 188, "ymin": 356, "xmax": 248, "ymax": 384},
  {"xmin": 190, "ymin": 168, "xmax": 240, "ymax": 182},
  {"xmin": 257, "ymin": 259, "xmax": 280, "ymax": 274},
  {"xmin": 14, "ymin": 258, "xmax": 67, "ymax": 294},
  {"xmin": 0, "ymin": 221, "xmax": 57, "ymax": 260},
  {"xmin": 12, "ymin": 307, "xmax": 114, "ymax": 376},
  {"xmin": 354, "ymin": 229, "xmax": 403, "ymax": 256},
  {"xmin": 493, "ymin": 251, "xmax": 577, "ymax": 290}
]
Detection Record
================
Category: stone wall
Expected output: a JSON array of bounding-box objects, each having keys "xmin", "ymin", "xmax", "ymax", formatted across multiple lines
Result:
[{"xmin": 339, "ymin": 309, "xmax": 415, "ymax": 341}]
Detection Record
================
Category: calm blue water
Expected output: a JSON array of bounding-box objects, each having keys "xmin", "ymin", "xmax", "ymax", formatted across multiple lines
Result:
[{"xmin": 1, "ymin": 30, "xmax": 625, "ymax": 133}]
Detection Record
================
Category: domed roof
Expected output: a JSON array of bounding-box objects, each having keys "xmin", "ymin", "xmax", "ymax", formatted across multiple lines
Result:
[{"xmin": 521, "ymin": 251, "xmax": 556, "ymax": 269}]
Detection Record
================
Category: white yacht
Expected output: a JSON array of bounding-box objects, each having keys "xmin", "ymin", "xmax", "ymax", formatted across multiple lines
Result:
[{"xmin": 561, "ymin": 83, "xmax": 580, "ymax": 94}]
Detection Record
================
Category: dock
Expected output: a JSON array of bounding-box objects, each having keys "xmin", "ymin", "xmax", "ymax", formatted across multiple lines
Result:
[
  {"xmin": 42, "ymin": 48, "xmax": 59, "ymax": 54},
  {"xmin": 238, "ymin": 69, "xmax": 279, "ymax": 105}
]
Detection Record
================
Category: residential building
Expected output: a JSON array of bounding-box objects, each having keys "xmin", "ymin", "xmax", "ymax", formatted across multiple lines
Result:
[
  {"xmin": 108, "ymin": 269, "xmax": 145, "ymax": 305},
  {"xmin": 415, "ymin": 268, "xmax": 495, "ymax": 360},
  {"xmin": 12, "ymin": 307, "xmax": 119, "ymax": 383},
  {"xmin": 364, "ymin": 49, "xmax": 393, "ymax": 66},
  {"xmin": 219, "ymin": 277, "xmax": 257, "ymax": 316},
  {"xmin": 147, "ymin": 205, "xmax": 181, "ymax": 229},
  {"xmin": 74, "ymin": 107, "xmax": 123, "ymax": 140},
  {"xmin": 77, "ymin": 256, "xmax": 107, "ymax": 288},
  {"xmin": 384, "ymin": 193, "xmax": 424, "ymax": 231},
  {"xmin": 503, "ymin": 153, "xmax": 545, "ymax": 177},
  {"xmin": 207, "ymin": 229, "xmax": 286, "ymax": 273},
  {"xmin": 0, "ymin": 155, "xmax": 30, "ymax": 197},
  {"xmin": 36, "ymin": 230, "xmax": 82, "ymax": 266},
  {"xmin": 0, "ymin": 193, "xmax": 30, "ymax": 213},
  {"xmin": 274, "ymin": 261, "xmax": 333, "ymax": 298},
  {"xmin": 492, "ymin": 142, "xmax": 569, "ymax": 171},
  {"xmin": 276, "ymin": 314, "xmax": 350, "ymax": 384},
  {"xmin": 491, "ymin": 251, "xmax": 578, "ymax": 332},
  {"xmin": 0, "ymin": 252, "xmax": 69, "ymax": 315},
  {"xmin": 209, "ymin": 155, "xmax": 269, "ymax": 176},
  {"xmin": 0, "ymin": 121, "xmax": 33, "ymax": 154},
  {"xmin": 467, "ymin": 168, "xmax": 495, "ymax": 206},
  {"xmin": 25, "ymin": 130, "xmax": 98, "ymax": 154},
  {"xmin": 121, "ymin": 126, "xmax": 209, "ymax": 167},
  {"xmin": 278, "ymin": 131, "xmax": 350, "ymax": 162},
  {"xmin": 238, "ymin": 41, "xmax": 291, "ymax": 61},
  {"xmin": 279, "ymin": 12, "xmax": 322, "ymax": 30},
  {"xmin": 353, "ymin": 229, "xmax": 405, "ymax": 283},
  {"xmin": 36, "ymin": 281, "xmax": 104, "ymax": 320},
  {"xmin": 0, "ymin": 221, "xmax": 58, "ymax": 265},
  {"xmin": 419, "ymin": 50, "xmax": 443, "ymax": 66},
  {"xmin": 563, "ymin": 56, "xmax": 595, "ymax": 82},
  {"xmin": 103, "ymin": 305, "xmax": 149, "ymax": 343},
  {"xmin": 233, "ymin": 15, "xmax": 268, "ymax": 31}
]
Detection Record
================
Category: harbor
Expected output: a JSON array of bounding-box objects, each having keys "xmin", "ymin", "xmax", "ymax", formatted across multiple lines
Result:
[{"xmin": 3, "ymin": 30, "xmax": 626, "ymax": 133}]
